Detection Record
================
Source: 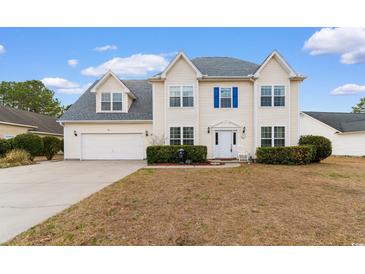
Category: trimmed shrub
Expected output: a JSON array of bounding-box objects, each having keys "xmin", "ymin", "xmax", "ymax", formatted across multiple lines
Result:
[
  {"xmin": 3, "ymin": 149, "xmax": 31, "ymax": 164},
  {"xmin": 0, "ymin": 139, "xmax": 11, "ymax": 157},
  {"xmin": 60, "ymin": 139, "xmax": 64, "ymax": 153},
  {"xmin": 13, "ymin": 133, "xmax": 44, "ymax": 160},
  {"xmin": 299, "ymin": 135, "xmax": 332, "ymax": 162},
  {"xmin": 256, "ymin": 145, "xmax": 315, "ymax": 165},
  {"xmin": 146, "ymin": 145, "xmax": 207, "ymax": 164},
  {"xmin": 43, "ymin": 136, "xmax": 61, "ymax": 160}
]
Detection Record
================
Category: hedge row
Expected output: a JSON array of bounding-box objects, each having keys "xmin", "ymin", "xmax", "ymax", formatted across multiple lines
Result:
[
  {"xmin": 299, "ymin": 135, "xmax": 332, "ymax": 162},
  {"xmin": 256, "ymin": 145, "xmax": 316, "ymax": 165},
  {"xmin": 147, "ymin": 145, "xmax": 207, "ymax": 164},
  {"xmin": 0, "ymin": 134, "xmax": 63, "ymax": 160}
]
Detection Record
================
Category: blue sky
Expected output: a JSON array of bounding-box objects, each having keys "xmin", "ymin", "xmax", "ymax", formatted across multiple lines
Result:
[{"xmin": 0, "ymin": 27, "xmax": 364, "ymax": 111}]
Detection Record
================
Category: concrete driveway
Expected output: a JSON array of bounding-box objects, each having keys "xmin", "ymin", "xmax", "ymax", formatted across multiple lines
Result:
[{"xmin": 0, "ymin": 160, "xmax": 146, "ymax": 243}]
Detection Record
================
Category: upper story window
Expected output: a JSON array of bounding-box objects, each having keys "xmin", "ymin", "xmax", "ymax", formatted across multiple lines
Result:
[
  {"xmin": 169, "ymin": 85, "xmax": 194, "ymax": 107},
  {"xmin": 101, "ymin": 92, "xmax": 123, "ymax": 111},
  {"xmin": 220, "ymin": 88, "xmax": 232, "ymax": 108},
  {"xmin": 261, "ymin": 126, "xmax": 285, "ymax": 147},
  {"xmin": 214, "ymin": 87, "xmax": 238, "ymax": 109},
  {"xmin": 260, "ymin": 85, "xmax": 285, "ymax": 107}
]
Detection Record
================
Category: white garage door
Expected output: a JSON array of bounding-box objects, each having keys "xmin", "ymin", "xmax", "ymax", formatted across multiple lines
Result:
[{"xmin": 81, "ymin": 133, "xmax": 144, "ymax": 160}]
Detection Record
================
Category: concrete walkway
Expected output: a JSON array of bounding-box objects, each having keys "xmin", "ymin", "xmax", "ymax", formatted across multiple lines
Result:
[{"xmin": 0, "ymin": 160, "xmax": 145, "ymax": 243}]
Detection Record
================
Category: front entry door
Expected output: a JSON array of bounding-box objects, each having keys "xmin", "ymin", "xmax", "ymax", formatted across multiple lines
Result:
[{"xmin": 215, "ymin": 131, "xmax": 233, "ymax": 158}]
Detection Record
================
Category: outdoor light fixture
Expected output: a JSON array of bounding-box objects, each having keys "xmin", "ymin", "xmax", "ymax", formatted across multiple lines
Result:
[
  {"xmin": 207, "ymin": 127, "xmax": 210, "ymax": 134},
  {"xmin": 73, "ymin": 130, "xmax": 78, "ymax": 137},
  {"xmin": 242, "ymin": 126, "xmax": 246, "ymax": 134},
  {"xmin": 145, "ymin": 130, "xmax": 149, "ymax": 137}
]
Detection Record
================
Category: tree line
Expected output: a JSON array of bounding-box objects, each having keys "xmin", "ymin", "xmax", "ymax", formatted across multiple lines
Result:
[{"xmin": 0, "ymin": 80, "xmax": 68, "ymax": 117}]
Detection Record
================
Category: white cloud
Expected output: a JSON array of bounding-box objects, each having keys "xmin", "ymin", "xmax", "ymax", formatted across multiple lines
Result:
[
  {"xmin": 58, "ymin": 83, "xmax": 93, "ymax": 94},
  {"xmin": 303, "ymin": 28, "xmax": 365, "ymax": 64},
  {"xmin": 94, "ymin": 44, "xmax": 117, "ymax": 52},
  {"xmin": 81, "ymin": 53, "xmax": 169, "ymax": 77},
  {"xmin": 42, "ymin": 77, "xmax": 79, "ymax": 88},
  {"xmin": 0, "ymin": 44, "xmax": 5, "ymax": 54},
  {"xmin": 331, "ymin": 84, "xmax": 365, "ymax": 95},
  {"xmin": 68, "ymin": 59, "xmax": 79, "ymax": 67}
]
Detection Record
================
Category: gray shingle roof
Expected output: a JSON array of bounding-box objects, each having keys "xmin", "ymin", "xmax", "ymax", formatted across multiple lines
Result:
[
  {"xmin": 303, "ymin": 111, "xmax": 365, "ymax": 133},
  {"xmin": 0, "ymin": 105, "xmax": 63, "ymax": 135},
  {"xmin": 59, "ymin": 80, "xmax": 152, "ymax": 121},
  {"xmin": 191, "ymin": 57, "xmax": 260, "ymax": 77}
]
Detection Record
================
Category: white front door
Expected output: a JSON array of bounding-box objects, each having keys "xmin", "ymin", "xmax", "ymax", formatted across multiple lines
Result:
[{"xmin": 214, "ymin": 131, "xmax": 233, "ymax": 158}]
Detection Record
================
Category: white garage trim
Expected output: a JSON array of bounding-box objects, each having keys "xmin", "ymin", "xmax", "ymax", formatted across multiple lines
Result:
[{"xmin": 80, "ymin": 132, "xmax": 144, "ymax": 160}]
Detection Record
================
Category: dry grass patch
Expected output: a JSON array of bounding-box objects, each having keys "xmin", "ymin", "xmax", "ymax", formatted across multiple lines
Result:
[{"xmin": 7, "ymin": 157, "xmax": 365, "ymax": 246}]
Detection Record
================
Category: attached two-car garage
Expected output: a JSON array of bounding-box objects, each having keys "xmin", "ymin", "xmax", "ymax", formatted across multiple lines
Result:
[
  {"xmin": 62, "ymin": 123, "xmax": 152, "ymax": 160},
  {"xmin": 81, "ymin": 133, "xmax": 144, "ymax": 160}
]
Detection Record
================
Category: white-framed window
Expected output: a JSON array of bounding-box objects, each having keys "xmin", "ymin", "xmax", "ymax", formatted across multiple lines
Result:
[
  {"xmin": 260, "ymin": 126, "xmax": 285, "ymax": 147},
  {"xmin": 274, "ymin": 86, "xmax": 285, "ymax": 106},
  {"xmin": 260, "ymin": 85, "xmax": 285, "ymax": 107},
  {"xmin": 101, "ymin": 93, "xmax": 111, "ymax": 111},
  {"xmin": 101, "ymin": 92, "xmax": 123, "ymax": 111},
  {"xmin": 169, "ymin": 126, "xmax": 194, "ymax": 145},
  {"xmin": 182, "ymin": 86, "xmax": 194, "ymax": 107},
  {"xmin": 182, "ymin": 127, "xmax": 194, "ymax": 145},
  {"xmin": 220, "ymin": 88, "xmax": 232, "ymax": 108},
  {"xmin": 260, "ymin": 86, "xmax": 272, "ymax": 107},
  {"xmin": 170, "ymin": 127, "xmax": 181, "ymax": 145},
  {"xmin": 169, "ymin": 85, "xmax": 194, "ymax": 107}
]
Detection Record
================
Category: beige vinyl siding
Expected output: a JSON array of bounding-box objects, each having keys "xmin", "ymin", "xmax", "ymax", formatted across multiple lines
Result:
[
  {"xmin": 63, "ymin": 123, "xmax": 152, "ymax": 159},
  {"xmin": 164, "ymin": 57, "xmax": 199, "ymax": 145},
  {"xmin": 300, "ymin": 113, "xmax": 365, "ymax": 156},
  {"xmin": 289, "ymin": 81, "xmax": 300, "ymax": 145},
  {"xmin": 152, "ymin": 82, "xmax": 165, "ymax": 142},
  {"xmin": 255, "ymin": 56, "xmax": 297, "ymax": 148},
  {"xmin": 199, "ymin": 81, "xmax": 254, "ymax": 158},
  {"xmin": 0, "ymin": 124, "xmax": 32, "ymax": 138},
  {"xmin": 95, "ymin": 74, "xmax": 131, "ymax": 113}
]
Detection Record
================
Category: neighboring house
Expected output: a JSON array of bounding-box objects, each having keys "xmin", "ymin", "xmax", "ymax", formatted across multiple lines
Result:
[
  {"xmin": 59, "ymin": 50, "xmax": 305, "ymax": 160},
  {"xmin": 0, "ymin": 106, "xmax": 63, "ymax": 139},
  {"xmin": 300, "ymin": 112, "xmax": 365, "ymax": 156}
]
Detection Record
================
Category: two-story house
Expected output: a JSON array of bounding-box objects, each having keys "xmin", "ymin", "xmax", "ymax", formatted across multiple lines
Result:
[{"xmin": 59, "ymin": 50, "xmax": 305, "ymax": 160}]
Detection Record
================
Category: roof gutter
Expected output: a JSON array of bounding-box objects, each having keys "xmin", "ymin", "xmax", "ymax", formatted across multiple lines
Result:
[
  {"xmin": 0, "ymin": 121, "xmax": 38, "ymax": 129},
  {"xmin": 57, "ymin": 120, "xmax": 153, "ymax": 124},
  {"xmin": 28, "ymin": 130, "xmax": 63, "ymax": 137}
]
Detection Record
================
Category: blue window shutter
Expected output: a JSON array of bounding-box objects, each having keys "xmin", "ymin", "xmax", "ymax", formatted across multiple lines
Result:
[
  {"xmin": 214, "ymin": 87, "xmax": 219, "ymax": 108},
  {"xmin": 233, "ymin": 87, "xmax": 238, "ymax": 108}
]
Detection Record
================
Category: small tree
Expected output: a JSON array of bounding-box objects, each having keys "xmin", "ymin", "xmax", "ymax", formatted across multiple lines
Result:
[
  {"xmin": 43, "ymin": 136, "xmax": 61, "ymax": 160},
  {"xmin": 13, "ymin": 134, "xmax": 44, "ymax": 161},
  {"xmin": 352, "ymin": 98, "xmax": 365, "ymax": 113}
]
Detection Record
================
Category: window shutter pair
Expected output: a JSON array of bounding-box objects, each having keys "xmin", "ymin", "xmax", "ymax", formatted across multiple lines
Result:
[{"xmin": 213, "ymin": 87, "xmax": 238, "ymax": 108}]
